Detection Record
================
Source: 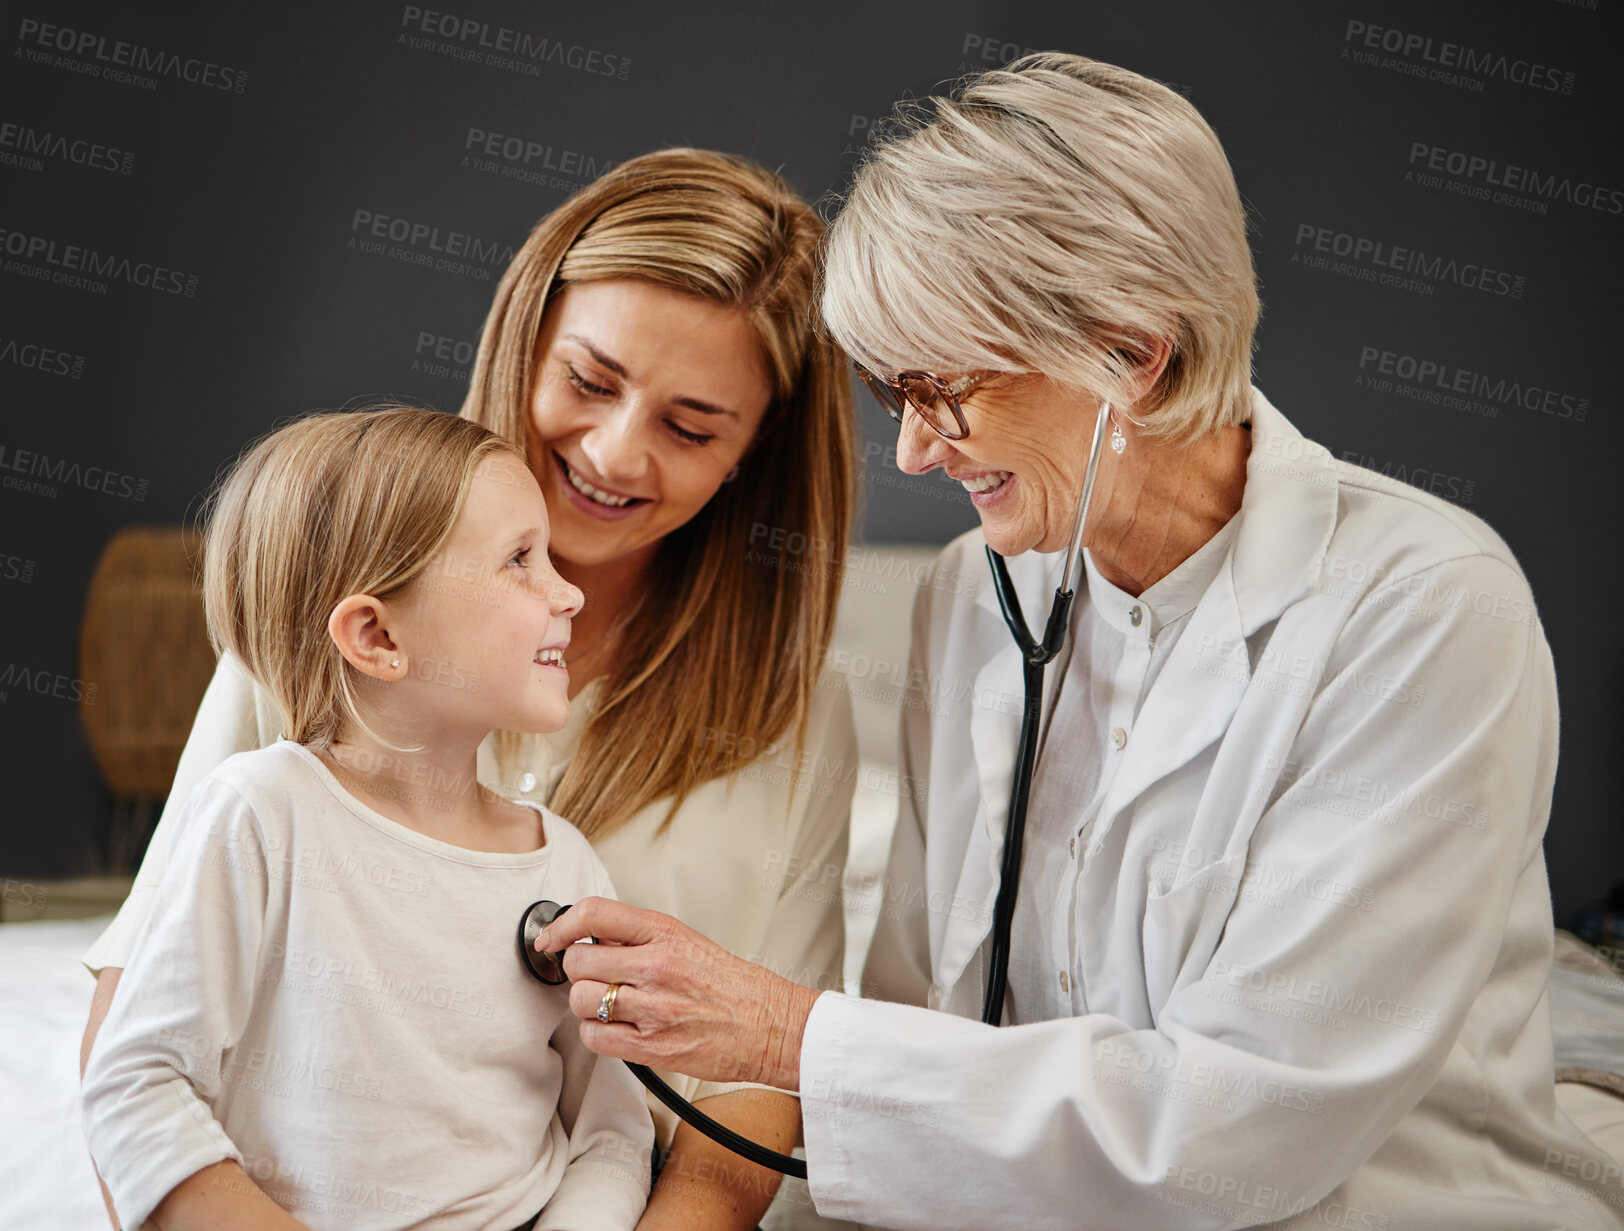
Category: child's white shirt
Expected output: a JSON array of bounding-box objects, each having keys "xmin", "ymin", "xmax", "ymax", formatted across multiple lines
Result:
[{"xmin": 81, "ymin": 739, "xmax": 653, "ymax": 1231}]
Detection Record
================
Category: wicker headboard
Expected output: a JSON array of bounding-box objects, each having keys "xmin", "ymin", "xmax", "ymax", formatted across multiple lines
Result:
[{"xmin": 77, "ymin": 525, "xmax": 216, "ymax": 799}]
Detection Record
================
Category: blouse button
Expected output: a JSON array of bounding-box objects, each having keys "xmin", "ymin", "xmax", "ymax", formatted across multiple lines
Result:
[
  {"xmin": 518, "ymin": 772, "xmax": 538, "ymax": 793},
  {"xmin": 1128, "ymin": 605, "xmax": 1143, "ymax": 627},
  {"xmin": 1110, "ymin": 727, "xmax": 1128, "ymax": 750},
  {"xmin": 1059, "ymin": 970, "xmax": 1070, "ymax": 993}
]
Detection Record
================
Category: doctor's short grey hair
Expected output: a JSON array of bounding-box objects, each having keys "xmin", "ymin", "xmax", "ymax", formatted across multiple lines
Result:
[{"xmin": 822, "ymin": 53, "xmax": 1260, "ymax": 443}]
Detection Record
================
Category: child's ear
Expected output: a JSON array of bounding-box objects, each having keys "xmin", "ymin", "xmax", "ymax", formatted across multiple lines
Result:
[{"xmin": 327, "ymin": 593, "xmax": 404, "ymax": 681}]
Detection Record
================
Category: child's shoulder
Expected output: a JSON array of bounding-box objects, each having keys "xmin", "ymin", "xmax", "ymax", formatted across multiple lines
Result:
[
  {"xmin": 184, "ymin": 740, "xmax": 327, "ymax": 830},
  {"xmin": 207, "ymin": 738, "xmax": 316, "ymax": 788}
]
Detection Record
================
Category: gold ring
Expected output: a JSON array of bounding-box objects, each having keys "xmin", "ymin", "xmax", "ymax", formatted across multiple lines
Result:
[{"xmin": 597, "ymin": 983, "xmax": 620, "ymax": 1024}]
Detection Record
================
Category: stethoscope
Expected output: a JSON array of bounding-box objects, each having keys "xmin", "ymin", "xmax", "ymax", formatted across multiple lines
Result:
[
  {"xmin": 516, "ymin": 899, "xmax": 811, "ymax": 1175},
  {"xmin": 979, "ymin": 398, "xmax": 1111, "ymax": 1023},
  {"xmin": 514, "ymin": 400, "xmax": 1115, "ymax": 1177}
]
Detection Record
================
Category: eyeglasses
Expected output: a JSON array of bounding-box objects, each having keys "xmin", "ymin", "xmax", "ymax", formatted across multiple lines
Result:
[{"xmin": 853, "ymin": 364, "xmax": 992, "ymax": 441}]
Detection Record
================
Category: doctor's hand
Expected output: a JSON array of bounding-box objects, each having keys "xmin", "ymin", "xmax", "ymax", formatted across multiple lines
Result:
[{"xmin": 536, "ymin": 896, "xmax": 822, "ymax": 1091}]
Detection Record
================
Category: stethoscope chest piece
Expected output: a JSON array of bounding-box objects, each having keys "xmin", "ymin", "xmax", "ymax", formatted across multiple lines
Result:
[{"xmin": 517, "ymin": 899, "xmax": 573, "ymax": 985}]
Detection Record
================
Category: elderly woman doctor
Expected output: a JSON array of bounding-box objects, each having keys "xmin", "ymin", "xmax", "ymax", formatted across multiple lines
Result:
[{"xmin": 535, "ymin": 55, "xmax": 1623, "ymax": 1229}]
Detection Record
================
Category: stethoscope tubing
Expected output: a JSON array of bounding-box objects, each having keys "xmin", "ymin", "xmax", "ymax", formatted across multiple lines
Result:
[{"xmin": 981, "ymin": 400, "xmax": 1113, "ymax": 1024}]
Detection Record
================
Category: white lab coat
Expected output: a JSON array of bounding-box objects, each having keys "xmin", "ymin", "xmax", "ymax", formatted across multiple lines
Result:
[{"xmin": 798, "ymin": 389, "xmax": 1624, "ymax": 1230}]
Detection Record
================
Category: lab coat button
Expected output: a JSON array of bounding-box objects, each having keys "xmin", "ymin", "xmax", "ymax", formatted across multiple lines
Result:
[
  {"xmin": 1129, "ymin": 605, "xmax": 1143, "ymax": 627},
  {"xmin": 518, "ymin": 772, "xmax": 537, "ymax": 793},
  {"xmin": 1111, "ymin": 726, "xmax": 1128, "ymax": 750},
  {"xmin": 927, "ymin": 984, "xmax": 942, "ymax": 1010},
  {"xmin": 1059, "ymin": 970, "xmax": 1070, "ymax": 993}
]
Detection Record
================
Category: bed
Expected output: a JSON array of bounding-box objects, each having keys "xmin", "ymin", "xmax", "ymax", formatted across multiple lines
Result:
[{"xmin": 0, "ymin": 916, "xmax": 120, "ymax": 1229}]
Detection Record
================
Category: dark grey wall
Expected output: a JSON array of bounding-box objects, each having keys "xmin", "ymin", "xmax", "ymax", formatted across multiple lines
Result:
[{"xmin": 1, "ymin": 1, "xmax": 1617, "ymax": 919}]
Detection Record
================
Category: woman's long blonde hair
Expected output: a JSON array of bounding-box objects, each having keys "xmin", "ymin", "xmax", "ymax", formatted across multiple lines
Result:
[{"xmin": 462, "ymin": 148, "xmax": 855, "ymax": 839}]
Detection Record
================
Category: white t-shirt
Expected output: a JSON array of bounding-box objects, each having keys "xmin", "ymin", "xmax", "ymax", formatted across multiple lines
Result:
[{"xmin": 81, "ymin": 739, "xmax": 654, "ymax": 1231}]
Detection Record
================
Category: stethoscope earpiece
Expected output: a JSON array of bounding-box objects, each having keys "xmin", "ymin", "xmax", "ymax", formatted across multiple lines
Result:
[{"xmin": 517, "ymin": 899, "xmax": 573, "ymax": 985}]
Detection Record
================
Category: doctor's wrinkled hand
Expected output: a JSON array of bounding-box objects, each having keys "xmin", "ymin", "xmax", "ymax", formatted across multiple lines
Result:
[{"xmin": 537, "ymin": 896, "xmax": 821, "ymax": 1091}]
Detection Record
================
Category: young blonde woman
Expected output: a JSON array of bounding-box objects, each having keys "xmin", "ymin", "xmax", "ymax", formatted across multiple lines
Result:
[{"xmin": 79, "ymin": 149, "xmax": 859, "ymax": 1231}]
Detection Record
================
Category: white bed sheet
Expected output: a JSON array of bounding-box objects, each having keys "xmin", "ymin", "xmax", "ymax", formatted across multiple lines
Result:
[{"xmin": 0, "ymin": 916, "xmax": 115, "ymax": 1230}]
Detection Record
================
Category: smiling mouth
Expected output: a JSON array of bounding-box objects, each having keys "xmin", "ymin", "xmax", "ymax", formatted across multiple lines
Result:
[
  {"xmin": 956, "ymin": 470, "xmax": 1011, "ymax": 494},
  {"xmin": 534, "ymin": 647, "xmax": 567, "ymax": 668},
  {"xmin": 555, "ymin": 452, "xmax": 648, "ymax": 509}
]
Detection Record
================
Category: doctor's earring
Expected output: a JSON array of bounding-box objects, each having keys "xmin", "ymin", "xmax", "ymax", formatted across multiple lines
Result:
[
  {"xmin": 1109, "ymin": 406, "xmax": 1126, "ymax": 455},
  {"xmin": 1108, "ymin": 404, "xmax": 1148, "ymax": 455}
]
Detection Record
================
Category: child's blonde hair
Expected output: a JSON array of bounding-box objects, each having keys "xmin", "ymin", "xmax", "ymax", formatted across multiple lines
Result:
[{"xmin": 200, "ymin": 406, "xmax": 523, "ymax": 749}]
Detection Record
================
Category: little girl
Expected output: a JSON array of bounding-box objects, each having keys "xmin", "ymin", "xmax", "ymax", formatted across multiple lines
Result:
[{"xmin": 81, "ymin": 408, "xmax": 654, "ymax": 1231}]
